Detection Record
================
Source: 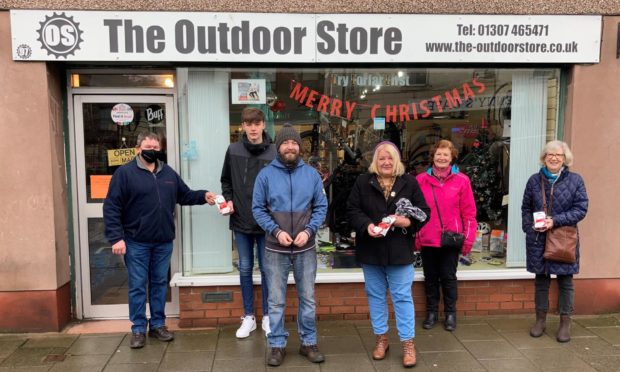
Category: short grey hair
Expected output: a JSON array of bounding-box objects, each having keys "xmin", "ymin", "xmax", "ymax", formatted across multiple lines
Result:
[
  {"xmin": 136, "ymin": 132, "xmax": 161, "ymax": 147},
  {"xmin": 539, "ymin": 140, "xmax": 574, "ymax": 167}
]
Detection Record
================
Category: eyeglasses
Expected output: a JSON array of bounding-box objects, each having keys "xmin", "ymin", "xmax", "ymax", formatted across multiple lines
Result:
[{"xmin": 546, "ymin": 153, "xmax": 565, "ymax": 159}]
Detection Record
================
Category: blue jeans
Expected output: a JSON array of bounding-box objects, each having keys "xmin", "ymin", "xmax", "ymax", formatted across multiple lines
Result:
[
  {"xmin": 124, "ymin": 239, "xmax": 173, "ymax": 334},
  {"xmin": 234, "ymin": 231, "xmax": 268, "ymax": 316},
  {"xmin": 263, "ymin": 249, "xmax": 317, "ymax": 348},
  {"xmin": 362, "ymin": 263, "xmax": 415, "ymax": 341}
]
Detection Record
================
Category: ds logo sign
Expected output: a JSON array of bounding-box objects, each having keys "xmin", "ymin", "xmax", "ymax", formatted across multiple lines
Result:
[{"xmin": 36, "ymin": 13, "xmax": 84, "ymax": 58}]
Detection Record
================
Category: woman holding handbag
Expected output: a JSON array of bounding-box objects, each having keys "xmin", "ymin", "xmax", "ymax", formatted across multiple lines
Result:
[
  {"xmin": 347, "ymin": 141, "xmax": 430, "ymax": 368},
  {"xmin": 521, "ymin": 140, "xmax": 588, "ymax": 342},
  {"xmin": 415, "ymin": 140, "xmax": 477, "ymax": 332}
]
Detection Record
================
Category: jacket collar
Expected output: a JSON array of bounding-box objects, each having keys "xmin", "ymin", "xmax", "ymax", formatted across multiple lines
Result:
[
  {"xmin": 426, "ymin": 164, "xmax": 459, "ymax": 176},
  {"xmin": 369, "ymin": 174, "xmax": 407, "ymax": 206},
  {"xmin": 135, "ymin": 156, "xmax": 163, "ymax": 174}
]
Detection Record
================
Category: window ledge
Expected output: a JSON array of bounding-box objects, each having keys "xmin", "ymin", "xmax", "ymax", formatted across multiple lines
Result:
[{"xmin": 171, "ymin": 269, "xmax": 533, "ymax": 287}]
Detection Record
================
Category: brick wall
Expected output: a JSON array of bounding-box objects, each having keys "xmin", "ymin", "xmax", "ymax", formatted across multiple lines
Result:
[{"xmin": 178, "ymin": 279, "xmax": 549, "ymax": 328}]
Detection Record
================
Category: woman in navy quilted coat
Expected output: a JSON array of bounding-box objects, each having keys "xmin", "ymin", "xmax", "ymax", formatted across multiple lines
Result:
[{"xmin": 521, "ymin": 140, "xmax": 588, "ymax": 343}]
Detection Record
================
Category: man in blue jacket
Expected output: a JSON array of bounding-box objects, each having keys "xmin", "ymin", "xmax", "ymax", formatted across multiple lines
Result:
[
  {"xmin": 103, "ymin": 132, "xmax": 216, "ymax": 349},
  {"xmin": 252, "ymin": 124, "xmax": 328, "ymax": 367}
]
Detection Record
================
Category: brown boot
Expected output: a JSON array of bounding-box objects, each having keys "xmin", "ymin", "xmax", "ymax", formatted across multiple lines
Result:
[
  {"xmin": 556, "ymin": 314, "xmax": 571, "ymax": 342},
  {"xmin": 401, "ymin": 339, "xmax": 416, "ymax": 368},
  {"xmin": 372, "ymin": 333, "xmax": 389, "ymax": 360},
  {"xmin": 529, "ymin": 310, "xmax": 547, "ymax": 337}
]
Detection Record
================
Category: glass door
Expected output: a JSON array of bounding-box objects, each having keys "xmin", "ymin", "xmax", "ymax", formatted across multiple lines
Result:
[{"xmin": 73, "ymin": 95, "xmax": 178, "ymax": 318}]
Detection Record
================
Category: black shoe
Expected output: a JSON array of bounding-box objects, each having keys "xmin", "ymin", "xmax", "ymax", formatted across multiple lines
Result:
[
  {"xmin": 129, "ymin": 332, "xmax": 146, "ymax": 349},
  {"xmin": 148, "ymin": 326, "xmax": 174, "ymax": 342},
  {"xmin": 299, "ymin": 344, "xmax": 325, "ymax": 363},
  {"xmin": 423, "ymin": 312, "xmax": 438, "ymax": 329},
  {"xmin": 267, "ymin": 347, "xmax": 286, "ymax": 366},
  {"xmin": 444, "ymin": 313, "xmax": 456, "ymax": 332}
]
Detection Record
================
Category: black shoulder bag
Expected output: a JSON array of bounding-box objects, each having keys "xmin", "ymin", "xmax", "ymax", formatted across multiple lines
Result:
[{"xmin": 431, "ymin": 185, "xmax": 465, "ymax": 251}]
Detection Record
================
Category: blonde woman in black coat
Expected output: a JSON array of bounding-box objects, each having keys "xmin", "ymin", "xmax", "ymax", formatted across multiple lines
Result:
[{"xmin": 347, "ymin": 141, "xmax": 430, "ymax": 368}]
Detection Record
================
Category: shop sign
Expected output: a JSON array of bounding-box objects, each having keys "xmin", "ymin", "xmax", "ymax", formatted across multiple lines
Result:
[
  {"xmin": 111, "ymin": 103, "xmax": 134, "ymax": 126},
  {"xmin": 146, "ymin": 104, "xmax": 164, "ymax": 124},
  {"xmin": 10, "ymin": 11, "xmax": 602, "ymax": 63},
  {"xmin": 107, "ymin": 148, "xmax": 136, "ymax": 166}
]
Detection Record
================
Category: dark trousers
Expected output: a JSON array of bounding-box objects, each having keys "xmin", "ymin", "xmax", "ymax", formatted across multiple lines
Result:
[
  {"xmin": 421, "ymin": 246, "xmax": 459, "ymax": 313},
  {"xmin": 535, "ymin": 274, "xmax": 574, "ymax": 315}
]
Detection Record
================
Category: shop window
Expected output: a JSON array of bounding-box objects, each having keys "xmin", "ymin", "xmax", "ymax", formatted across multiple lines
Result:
[{"xmin": 179, "ymin": 67, "xmax": 560, "ymax": 276}]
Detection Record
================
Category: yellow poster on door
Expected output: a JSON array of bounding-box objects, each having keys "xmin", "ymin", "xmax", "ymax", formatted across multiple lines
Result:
[{"xmin": 107, "ymin": 148, "xmax": 136, "ymax": 166}]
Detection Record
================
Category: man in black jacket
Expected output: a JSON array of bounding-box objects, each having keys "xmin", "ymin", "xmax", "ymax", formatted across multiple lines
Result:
[
  {"xmin": 104, "ymin": 132, "xmax": 215, "ymax": 349},
  {"xmin": 220, "ymin": 107, "xmax": 276, "ymax": 338}
]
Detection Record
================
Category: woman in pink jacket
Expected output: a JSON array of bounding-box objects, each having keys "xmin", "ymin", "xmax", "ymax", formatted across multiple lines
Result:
[{"xmin": 416, "ymin": 140, "xmax": 476, "ymax": 331}]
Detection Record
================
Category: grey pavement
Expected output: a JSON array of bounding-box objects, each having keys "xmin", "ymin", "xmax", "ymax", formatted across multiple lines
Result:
[{"xmin": 1, "ymin": 314, "xmax": 620, "ymax": 371}]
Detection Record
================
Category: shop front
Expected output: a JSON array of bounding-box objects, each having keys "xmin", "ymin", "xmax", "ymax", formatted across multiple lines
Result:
[{"xmin": 3, "ymin": 8, "xmax": 617, "ymax": 332}]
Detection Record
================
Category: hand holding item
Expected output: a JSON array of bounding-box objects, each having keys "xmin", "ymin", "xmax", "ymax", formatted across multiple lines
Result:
[
  {"xmin": 293, "ymin": 231, "xmax": 310, "ymax": 247},
  {"xmin": 226, "ymin": 200, "xmax": 235, "ymax": 215},
  {"xmin": 277, "ymin": 231, "xmax": 294, "ymax": 246},
  {"xmin": 367, "ymin": 224, "xmax": 383, "ymax": 238},
  {"xmin": 112, "ymin": 240, "xmax": 126, "ymax": 255},
  {"xmin": 391, "ymin": 214, "xmax": 411, "ymax": 228},
  {"xmin": 205, "ymin": 191, "xmax": 216, "ymax": 205},
  {"xmin": 214, "ymin": 195, "xmax": 231, "ymax": 214},
  {"xmin": 372, "ymin": 216, "xmax": 396, "ymax": 237}
]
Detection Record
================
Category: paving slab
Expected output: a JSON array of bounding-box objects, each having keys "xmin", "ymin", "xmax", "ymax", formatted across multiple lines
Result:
[
  {"xmin": 158, "ymin": 351, "xmax": 214, "ymax": 371},
  {"xmin": 317, "ymin": 335, "xmax": 366, "ymax": 355},
  {"xmin": 565, "ymin": 336, "xmax": 620, "ymax": 357},
  {"xmin": 574, "ymin": 317, "xmax": 620, "ymax": 328},
  {"xmin": 521, "ymin": 347, "xmax": 597, "ymax": 371},
  {"xmin": 166, "ymin": 332, "xmax": 218, "ymax": 352},
  {"xmin": 318, "ymin": 353, "xmax": 376, "ymax": 372},
  {"xmin": 108, "ymin": 344, "xmax": 167, "ymax": 364},
  {"xmin": 415, "ymin": 332, "xmax": 466, "ymax": 352},
  {"xmin": 587, "ymin": 326, "xmax": 620, "ymax": 346},
  {"xmin": 577, "ymin": 354, "xmax": 620, "ymax": 372},
  {"xmin": 102, "ymin": 362, "xmax": 159, "ymax": 372},
  {"xmin": 211, "ymin": 356, "xmax": 266, "ymax": 372},
  {"xmin": 501, "ymin": 330, "xmax": 563, "ymax": 349},
  {"xmin": 419, "ymin": 350, "xmax": 486, "ymax": 371},
  {"xmin": 462, "ymin": 339, "xmax": 524, "ymax": 360},
  {"xmin": 453, "ymin": 324, "xmax": 504, "ymax": 341},
  {"xmin": 0, "ymin": 339, "xmax": 26, "ymax": 359},
  {"xmin": 215, "ymin": 339, "xmax": 266, "ymax": 360},
  {"xmin": 479, "ymin": 357, "xmax": 541, "ymax": 371},
  {"xmin": 66, "ymin": 334, "xmax": 124, "ymax": 355},
  {"xmin": 0, "ymin": 347, "xmax": 66, "ymax": 368},
  {"xmin": 21, "ymin": 335, "xmax": 78, "ymax": 349},
  {"xmin": 47, "ymin": 354, "xmax": 109, "ymax": 372}
]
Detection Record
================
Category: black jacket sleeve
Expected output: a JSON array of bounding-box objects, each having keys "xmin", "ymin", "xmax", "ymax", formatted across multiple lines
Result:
[
  {"xmin": 220, "ymin": 148, "xmax": 233, "ymax": 201},
  {"xmin": 103, "ymin": 168, "xmax": 126, "ymax": 245},
  {"xmin": 347, "ymin": 176, "xmax": 373, "ymax": 237}
]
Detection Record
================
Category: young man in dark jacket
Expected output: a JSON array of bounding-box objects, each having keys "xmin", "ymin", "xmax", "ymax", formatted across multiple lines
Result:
[
  {"xmin": 103, "ymin": 132, "xmax": 215, "ymax": 349},
  {"xmin": 252, "ymin": 124, "xmax": 328, "ymax": 367},
  {"xmin": 220, "ymin": 107, "xmax": 276, "ymax": 338}
]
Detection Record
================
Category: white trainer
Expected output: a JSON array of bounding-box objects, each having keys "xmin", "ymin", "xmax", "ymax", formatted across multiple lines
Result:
[
  {"xmin": 262, "ymin": 315, "xmax": 271, "ymax": 336},
  {"xmin": 235, "ymin": 315, "xmax": 256, "ymax": 338}
]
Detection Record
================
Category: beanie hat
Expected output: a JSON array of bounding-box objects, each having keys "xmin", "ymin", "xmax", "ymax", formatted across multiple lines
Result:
[{"xmin": 275, "ymin": 123, "xmax": 302, "ymax": 149}]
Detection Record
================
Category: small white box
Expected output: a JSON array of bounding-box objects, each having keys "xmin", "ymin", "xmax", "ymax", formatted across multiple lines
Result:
[
  {"xmin": 215, "ymin": 195, "xmax": 230, "ymax": 215},
  {"xmin": 533, "ymin": 211, "xmax": 546, "ymax": 229}
]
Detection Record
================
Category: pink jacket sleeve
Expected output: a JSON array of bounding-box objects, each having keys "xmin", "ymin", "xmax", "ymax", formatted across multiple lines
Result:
[{"xmin": 459, "ymin": 176, "xmax": 477, "ymax": 255}]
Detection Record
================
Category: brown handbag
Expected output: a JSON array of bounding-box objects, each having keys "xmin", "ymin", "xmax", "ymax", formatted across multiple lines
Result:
[{"xmin": 540, "ymin": 175, "xmax": 578, "ymax": 263}]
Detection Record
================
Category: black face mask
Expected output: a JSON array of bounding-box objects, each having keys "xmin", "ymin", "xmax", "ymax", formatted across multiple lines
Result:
[{"xmin": 140, "ymin": 149, "xmax": 162, "ymax": 164}]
